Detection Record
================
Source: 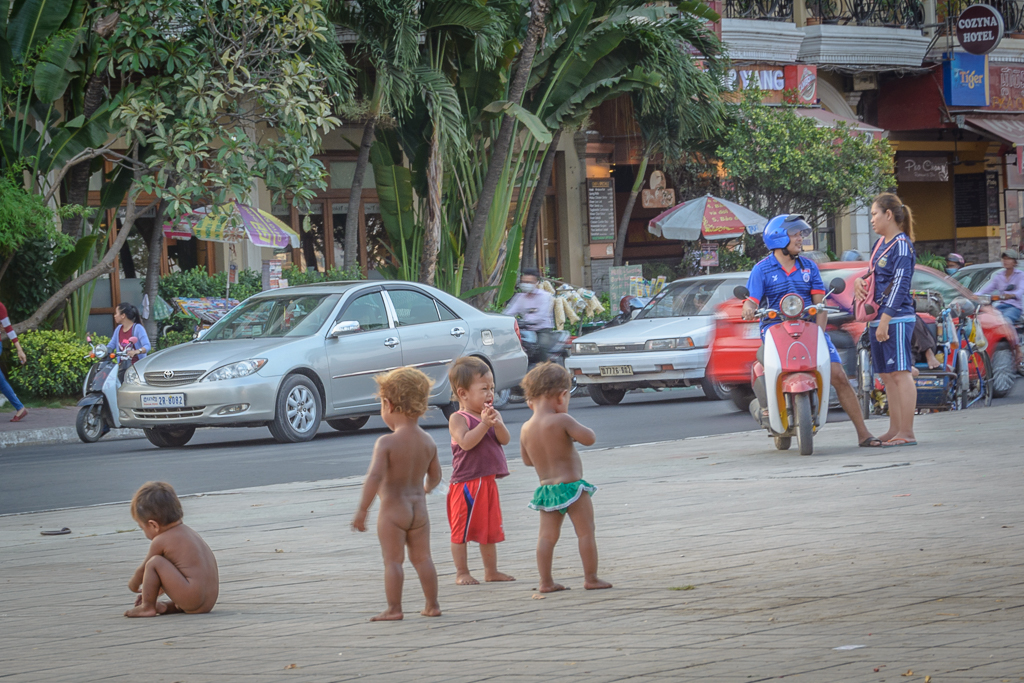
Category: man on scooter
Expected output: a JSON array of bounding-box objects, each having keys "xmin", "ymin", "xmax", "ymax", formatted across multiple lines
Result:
[
  {"xmin": 504, "ymin": 268, "xmax": 555, "ymax": 363},
  {"xmin": 742, "ymin": 214, "xmax": 881, "ymax": 448}
]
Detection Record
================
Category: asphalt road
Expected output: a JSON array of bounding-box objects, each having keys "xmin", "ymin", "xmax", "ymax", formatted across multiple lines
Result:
[{"xmin": 3, "ymin": 380, "xmax": 1022, "ymax": 515}]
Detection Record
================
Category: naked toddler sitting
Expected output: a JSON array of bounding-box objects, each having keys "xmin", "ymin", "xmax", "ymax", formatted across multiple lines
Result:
[{"xmin": 124, "ymin": 481, "xmax": 219, "ymax": 617}]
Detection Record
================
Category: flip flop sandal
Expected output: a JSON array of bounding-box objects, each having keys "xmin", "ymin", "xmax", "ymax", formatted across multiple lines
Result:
[
  {"xmin": 881, "ymin": 438, "xmax": 917, "ymax": 448},
  {"xmin": 859, "ymin": 437, "xmax": 884, "ymax": 448},
  {"xmin": 40, "ymin": 527, "xmax": 71, "ymax": 536}
]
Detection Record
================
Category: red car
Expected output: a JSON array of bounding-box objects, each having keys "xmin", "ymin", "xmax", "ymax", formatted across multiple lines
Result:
[{"xmin": 707, "ymin": 262, "xmax": 1020, "ymax": 410}]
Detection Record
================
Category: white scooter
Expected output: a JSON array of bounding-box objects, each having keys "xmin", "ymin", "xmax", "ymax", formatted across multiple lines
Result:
[{"xmin": 76, "ymin": 340, "xmax": 134, "ymax": 443}]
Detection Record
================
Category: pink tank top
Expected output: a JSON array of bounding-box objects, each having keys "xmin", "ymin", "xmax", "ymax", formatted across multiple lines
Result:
[{"xmin": 450, "ymin": 411, "xmax": 509, "ymax": 484}]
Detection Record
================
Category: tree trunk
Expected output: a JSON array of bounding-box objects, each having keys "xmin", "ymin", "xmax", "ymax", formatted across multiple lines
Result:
[
  {"xmin": 61, "ymin": 72, "xmax": 111, "ymax": 239},
  {"xmin": 614, "ymin": 154, "xmax": 648, "ymax": 267},
  {"xmin": 142, "ymin": 201, "xmax": 168, "ymax": 342},
  {"xmin": 460, "ymin": 0, "xmax": 550, "ymax": 298},
  {"xmin": 344, "ymin": 117, "xmax": 376, "ymax": 271},
  {"xmin": 420, "ymin": 124, "xmax": 442, "ymax": 286},
  {"xmin": 521, "ymin": 127, "xmax": 562, "ymax": 272},
  {"xmin": 14, "ymin": 194, "xmax": 147, "ymax": 334}
]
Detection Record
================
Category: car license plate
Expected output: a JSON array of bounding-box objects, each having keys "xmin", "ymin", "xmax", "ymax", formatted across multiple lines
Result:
[
  {"xmin": 141, "ymin": 394, "xmax": 185, "ymax": 408},
  {"xmin": 743, "ymin": 324, "xmax": 762, "ymax": 339},
  {"xmin": 599, "ymin": 365, "xmax": 633, "ymax": 377}
]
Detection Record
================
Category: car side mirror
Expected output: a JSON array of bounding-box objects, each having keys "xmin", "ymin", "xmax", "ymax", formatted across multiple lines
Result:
[
  {"xmin": 829, "ymin": 278, "xmax": 846, "ymax": 294},
  {"xmin": 734, "ymin": 285, "xmax": 750, "ymax": 300},
  {"xmin": 328, "ymin": 320, "xmax": 361, "ymax": 338},
  {"xmin": 195, "ymin": 328, "xmax": 209, "ymax": 340},
  {"xmin": 630, "ymin": 309, "xmax": 641, "ymax": 319}
]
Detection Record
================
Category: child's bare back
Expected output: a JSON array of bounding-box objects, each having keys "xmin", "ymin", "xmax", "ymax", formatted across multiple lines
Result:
[
  {"xmin": 520, "ymin": 363, "xmax": 612, "ymax": 593},
  {"xmin": 124, "ymin": 482, "xmax": 219, "ymax": 617},
  {"xmin": 352, "ymin": 367, "xmax": 442, "ymax": 621}
]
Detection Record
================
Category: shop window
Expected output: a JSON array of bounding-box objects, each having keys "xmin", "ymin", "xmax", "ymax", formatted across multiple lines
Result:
[
  {"xmin": 298, "ymin": 203, "xmax": 325, "ymax": 272},
  {"xmin": 539, "ymin": 195, "xmax": 560, "ymax": 277},
  {"xmin": 332, "ymin": 203, "xmax": 348, "ymax": 268},
  {"xmin": 329, "ymin": 162, "xmax": 376, "ymax": 189},
  {"xmin": 271, "ymin": 204, "xmax": 296, "ymax": 267},
  {"xmin": 815, "ymin": 215, "xmax": 836, "ymax": 255}
]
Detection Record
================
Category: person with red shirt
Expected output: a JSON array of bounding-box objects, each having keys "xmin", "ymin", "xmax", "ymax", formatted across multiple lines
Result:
[
  {"xmin": 0, "ymin": 301, "xmax": 28, "ymax": 422},
  {"xmin": 105, "ymin": 302, "xmax": 151, "ymax": 364}
]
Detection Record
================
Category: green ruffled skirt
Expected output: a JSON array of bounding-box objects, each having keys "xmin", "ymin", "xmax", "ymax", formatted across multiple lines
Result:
[{"xmin": 528, "ymin": 480, "xmax": 598, "ymax": 514}]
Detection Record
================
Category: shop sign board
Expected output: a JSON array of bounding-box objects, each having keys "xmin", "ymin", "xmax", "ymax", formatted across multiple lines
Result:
[
  {"xmin": 943, "ymin": 51, "xmax": 990, "ymax": 107},
  {"xmin": 956, "ymin": 4, "xmax": 1005, "ymax": 55},
  {"xmin": 587, "ymin": 178, "xmax": 616, "ymax": 242},
  {"xmin": 725, "ymin": 64, "xmax": 817, "ymax": 105},
  {"xmin": 699, "ymin": 244, "xmax": 719, "ymax": 267},
  {"xmin": 897, "ymin": 156, "xmax": 949, "ymax": 182},
  {"xmin": 641, "ymin": 170, "xmax": 675, "ymax": 209},
  {"xmin": 954, "ymin": 171, "xmax": 1001, "ymax": 227},
  {"xmin": 991, "ymin": 62, "xmax": 1024, "ymax": 109}
]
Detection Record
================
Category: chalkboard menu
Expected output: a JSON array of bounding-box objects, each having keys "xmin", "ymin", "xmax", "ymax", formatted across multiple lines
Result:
[
  {"xmin": 986, "ymin": 171, "xmax": 1000, "ymax": 226},
  {"xmin": 955, "ymin": 173, "xmax": 989, "ymax": 228},
  {"xmin": 587, "ymin": 178, "xmax": 616, "ymax": 242}
]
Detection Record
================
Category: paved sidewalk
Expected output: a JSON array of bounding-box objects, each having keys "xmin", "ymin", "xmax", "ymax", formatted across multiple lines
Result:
[
  {"xmin": 0, "ymin": 406, "xmax": 143, "ymax": 449},
  {"xmin": 2, "ymin": 406, "xmax": 1022, "ymax": 682}
]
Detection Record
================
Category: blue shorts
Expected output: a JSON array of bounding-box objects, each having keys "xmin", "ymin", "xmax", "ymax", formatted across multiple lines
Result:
[
  {"xmin": 870, "ymin": 319, "xmax": 914, "ymax": 374},
  {"xmin": 761, "ymin": 326, "xmax": 842, "ymax": 364}
]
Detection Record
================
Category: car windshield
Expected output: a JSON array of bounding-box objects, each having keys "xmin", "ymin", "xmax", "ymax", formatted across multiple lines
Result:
[
  {"xmin": 205, "ymin": 294, "xmax": 341, "ymax": 340},
  {"xmin": 638, "ymin": 279, "xmax": 739, "ymax": 319},
  {"xmin": 824, "ymin": 266, "xmax": 976, "ymax": 309}
]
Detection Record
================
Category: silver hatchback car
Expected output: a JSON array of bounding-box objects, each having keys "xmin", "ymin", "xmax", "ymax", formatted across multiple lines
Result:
[{"xmin": 118, "ymin": 281, "xmax": 527, "ymax": 447}]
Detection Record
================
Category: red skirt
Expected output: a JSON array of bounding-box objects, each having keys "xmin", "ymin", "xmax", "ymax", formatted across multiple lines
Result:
[{"xmin": 446, "ymin": 475, "xmax": 505, "ymax": 545}]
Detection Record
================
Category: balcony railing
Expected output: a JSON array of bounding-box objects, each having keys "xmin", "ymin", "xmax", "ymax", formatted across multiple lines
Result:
[
  {"xmin": 723, "ymin": 0, "xmax": 794, "ymax": 21},
  {"xmin": 806, "ymin": 0, "xmax": 925, "ymax": 28},
  {"xmin": 941, "ymin": 0, "xmax": 1024, "ymax": 33}
]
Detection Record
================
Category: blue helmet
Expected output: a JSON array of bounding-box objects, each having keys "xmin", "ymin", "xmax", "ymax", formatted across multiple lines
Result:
[{"xmin": 763, "ymin": 214, "xmax": 812, "ymax": 250}]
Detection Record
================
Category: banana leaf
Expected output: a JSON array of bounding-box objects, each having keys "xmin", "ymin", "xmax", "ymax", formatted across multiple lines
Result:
[
  {"xmin": 6, "ymin": 0, "xmax": 75, "ymax": 61},
  {"xmin": 496, "ymin": 222, "xmax": 522, "ymax": 306},
  {"xmin": 369, "ymin": 140, "xmax": 415, "ymax": 243}
]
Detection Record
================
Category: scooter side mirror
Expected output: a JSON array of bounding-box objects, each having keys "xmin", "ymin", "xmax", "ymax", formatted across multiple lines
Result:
[
  {"xmin": 734, "ymin": 285, "xmax": 750, "ymax": 300},
  {"xmin": 128, "ymin": 336, "xmax": 138, "ymax": 344},
  {"xmin": 829, "ymin": 278, "xmax": 846, "ymax": 294},
  {"xmin": 1006, "ymin": 284, "xmax": 1017, "ymax": 292}
]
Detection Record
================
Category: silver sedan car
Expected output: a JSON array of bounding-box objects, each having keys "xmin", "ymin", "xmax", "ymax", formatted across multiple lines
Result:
[{"xmin": 118, "ymin": 281, "xmax": 527, "ymax": 447}]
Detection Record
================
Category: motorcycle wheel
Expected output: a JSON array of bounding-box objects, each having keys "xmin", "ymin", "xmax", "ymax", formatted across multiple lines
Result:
[
  {"xmin": 590, "ymin": 384, "xmax": 626, "ymax": 405},
  {"xmin": 730, "ymin": 386, "xmax": 755, "ymax": 412},
  {"xmin": 989, "ymin": 343, "xmax": 1014, "ymax": 399},
  {"xmin": 699, "ymin": 377, "xmax": 730, "ymax": 401},
  {"xmin": 491, "ymin": 388, "xmax": 511, "ymax": 409},
  {"xmin": 795, "ymin": 392, "xmax": 813, "ymax": 455},
  {"xmin": 968, "ymin": 349, "xmax": 993, "ymax": 407},
  {"xmin": 75, "ymin": 404, "xmax": 105, "ymax": 443},
  {"xmin": 857, "ymin": 347, "xmax": 872, "ymax": 420},
  {"xmin": 956, "ymin": 348, "xmax": 970, "ymax": 410},
  {"xmin": 774, "ymin": 436, "xmax": 792, "ymax": 451},
  {"xmin": 144, "ymin": 426, "xmax": 196, "ymax": 448}
]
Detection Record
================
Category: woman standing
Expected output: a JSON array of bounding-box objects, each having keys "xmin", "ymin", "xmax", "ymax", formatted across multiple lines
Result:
[
  {"xmin": 855, "ymin": 193, "xmax": 917, "ymax": 447},
  {"xmin": 0, "ymin": 301, "xmax": 28, "ymax": 421},
  {"xmin": 106, "ymin": 302, "xmax": 151, "ymax": 363}
]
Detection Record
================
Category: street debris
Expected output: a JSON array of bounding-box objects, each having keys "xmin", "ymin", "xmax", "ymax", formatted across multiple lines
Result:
[{"xmin": 833, "ymin": 645, "xmax": 865, "ymax": 650}]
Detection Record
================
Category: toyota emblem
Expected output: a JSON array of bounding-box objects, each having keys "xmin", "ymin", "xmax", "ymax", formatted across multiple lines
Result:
[{"xmin": 163, "ymin": 370, "xmax": 175, "ymax": 379}]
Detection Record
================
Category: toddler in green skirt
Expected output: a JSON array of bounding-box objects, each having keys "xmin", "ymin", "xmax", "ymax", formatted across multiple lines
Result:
[{"xmin": 520, "ymin": 363, "xmax": 612, "ymax": 593}]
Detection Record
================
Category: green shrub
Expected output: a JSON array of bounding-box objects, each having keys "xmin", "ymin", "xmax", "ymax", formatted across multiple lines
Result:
[
  {"xmin": 158, "ymin": 267, "xmax": 262, "ymax": 302},
  {"xmin": 158, "ymin": 329, "xmax": 194, "ymax": 350},
  {"xmin": 281, "ymin": 264, "xmax": 363, "ymax": 286},
  {"xmin": 8, "ymin": 330, "xmax": 110, "ymax": 399},
  {"xmin": 917, "ymin": 251, "xmax": 946, "ymax": 271}
]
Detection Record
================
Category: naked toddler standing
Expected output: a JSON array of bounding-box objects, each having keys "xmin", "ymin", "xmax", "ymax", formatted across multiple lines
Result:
[
  {"xmin": 352, "ymin": 367, "xmax": 443, "ymax": 621},
  {"xmin": 520, "ymin": 363, "xmax": 612, "ymax": 593}
]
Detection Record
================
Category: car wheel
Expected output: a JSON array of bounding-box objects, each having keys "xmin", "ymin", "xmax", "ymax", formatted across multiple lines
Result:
[
  {"xmin": 144, "ymin": 426, "xmax": 196, "ymax": 448},
  {"xmin": 440, "ymin": 400, "xmax": 460, "ymax": 421},
  {"xmin": 76, "ymin": 404, "xmax": 105, "ymax": 443},
  {"xmin": 327, "ymin": 416, "xmax": 370, "ymax": 432},
  {"xmin": 590, "ymin": 384, "xmax": 626, "ymax": 405},
  {"xmin": 730, "ymin": 386, "xmax": 754, "ymax": 412},
  {"xmin": 700, "ymin": 377, "xmax": 730, "ymax": 401},
  {"xmin": 990, "ymin": 343, "xmax": 1016, "ymax": 398},
  {"xmin": 269, "ymin": 374, "xmax": 322, "ymax": 443}
]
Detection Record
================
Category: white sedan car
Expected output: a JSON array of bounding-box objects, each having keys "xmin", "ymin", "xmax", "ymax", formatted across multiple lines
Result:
[{"xmin": 566, "ymin": 274, "xmax": 748, "ymax": 405}]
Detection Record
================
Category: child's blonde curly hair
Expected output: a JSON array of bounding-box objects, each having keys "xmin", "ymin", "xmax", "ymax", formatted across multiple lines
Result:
[
  {"xmin": 522, "ymin": 362, "xmax": 571, "ymax": 401},
  {"xmin": 375, "ymin": 366, "xmax": 433, "ymax": 418}
]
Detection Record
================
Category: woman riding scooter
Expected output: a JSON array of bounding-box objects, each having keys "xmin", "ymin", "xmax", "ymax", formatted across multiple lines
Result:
[{"xmin": 742, "ymin": 214, "xmax": 879, "ymax": 448}]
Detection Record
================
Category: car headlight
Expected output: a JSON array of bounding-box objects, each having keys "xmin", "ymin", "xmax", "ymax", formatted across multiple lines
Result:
[
  {"xmin": 573, "ymin": 342, "xmax": 598, "ymax": 355},
  {"xmin": 124, "ymin": 366, "xmax": 144, "ymax": 385},
  {"xmin": 780, "ymin": 294, "xmax": 805, "ymax": 318},
  {"xmin": 201, "ymin": 359, "xmax": 267, "ymax": 382},
  {"xmin": 645, "ymin": 337, "xmax": 695, "ymax": 351}
]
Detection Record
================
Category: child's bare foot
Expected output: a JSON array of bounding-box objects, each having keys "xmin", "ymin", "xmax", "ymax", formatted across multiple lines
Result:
[
  {"xmin": 584, "ymin": 578, "xmax": 613, "ymax": 590},
  {"xmin": 421, "ymin": 604, "xmax": 442, "ymax": 617},
  {"xmin": 484, "ymin": 571, "xmax": 516, "ymax": 582},
  {"xmin": 370, "ymin": 608, "xmax": 404, "ymax": 621},
  {"xmin": 538, "ymin": 582, "xmax": 569, "ymax": 593},
  {"xmin": 124, "ymin": 603, "xmax": 158, "ymax": 618},
  {"xmin": 455, "ymin": 572, "xmax": 479, "ymax": 585}
]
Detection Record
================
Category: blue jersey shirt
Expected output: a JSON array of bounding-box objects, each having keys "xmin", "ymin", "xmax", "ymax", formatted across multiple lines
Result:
[
  {"xmin": 745, "ymin": 254, "xmax": 826, "ymax": 335},
  {"xmin": 870, "ymin": 233, "xmax": 916, "ymax": 322}
]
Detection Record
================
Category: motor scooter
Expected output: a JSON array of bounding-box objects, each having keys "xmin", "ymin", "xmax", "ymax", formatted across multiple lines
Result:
[
  {"xmin": 493, "ymin": 328, "xmax": 578, "ymax": 407},
  {"xmin": 76, "ymin": 339, "xmax": 135, "ymax": 443},
  {"xmin": 733, "ymin": 278, "xmax": 846, "ymax": 455}
]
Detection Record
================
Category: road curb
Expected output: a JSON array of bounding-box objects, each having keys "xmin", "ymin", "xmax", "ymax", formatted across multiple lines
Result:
[{"xmin": 0, "ymin": 426, "xmax": 146, "ymax": 450}]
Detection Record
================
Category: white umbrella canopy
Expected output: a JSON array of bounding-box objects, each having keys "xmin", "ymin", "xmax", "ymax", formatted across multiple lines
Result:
[{"xmin": 648, "ymin": 195, "xmax": 769, "ymax": 241}]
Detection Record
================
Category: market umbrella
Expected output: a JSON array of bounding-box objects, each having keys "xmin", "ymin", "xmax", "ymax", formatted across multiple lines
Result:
[
  {"xmin": 648, "ymin": 195, "xmax": 769, "ymax": 241},
  {"xmin": 167, "ymin": 202, "xmax": 300, "ymax": 249}
]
